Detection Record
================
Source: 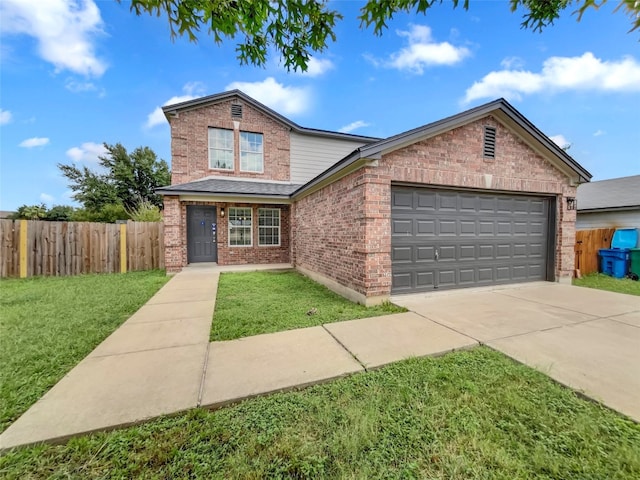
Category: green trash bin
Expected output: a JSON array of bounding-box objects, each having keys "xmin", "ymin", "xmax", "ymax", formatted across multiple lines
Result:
[{"xmin": 630, "ymin": 248, "xmax": 640, "ymax": 276}]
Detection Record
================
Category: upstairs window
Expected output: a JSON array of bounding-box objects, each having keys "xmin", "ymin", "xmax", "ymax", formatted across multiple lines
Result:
[
  {"xmin": 240, "ymin": 132, "xmax": 264, "ymax": 173},
  {"xmin": 228, "ymin": 207, "xmax": 252, "ymax": 246},
  {"xmin": 258, "ymin": 208, "xmax": 280, "ymax": 246},
  {"xmin": 209, "ymin": 128, "xmax": 234, "ymax": 170}
]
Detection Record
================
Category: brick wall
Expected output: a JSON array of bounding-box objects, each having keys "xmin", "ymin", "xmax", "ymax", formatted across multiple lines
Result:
[
  {"xmin": 169, "ymin": 96, "xmax": 291, "ymax": 185},
  {"xmin": 293, "ymin": 170, "xmax": 369, "ymax": 295},
  {"xmin": 294, "ymin": 116, "xmax": 577, "ymax": 299},
  {"xmin": 163, "ymin": 197, "xmax": 290, "ymax": 272}
]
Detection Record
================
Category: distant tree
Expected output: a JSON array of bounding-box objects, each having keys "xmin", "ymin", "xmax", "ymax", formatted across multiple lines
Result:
[
  {"xmin": 128, "ymin": 200, "xmax": 163, "ymax": 222},
  {"xmin": 71, "ymin": 204, "xmax": 130, "ymax": 223},
  {"xmin": 10, "ymin": 204, "xmax": 48, "ymax": 220},
  {"xmin": 58, "ymin": 143, "xmax": 170, "ymax": 217},
  {"xmin": 125, "ymin": 0, "xmax": 639, "ymax": 72},
  {"xmin": 44, "ymin": 205, "xmax": 77, "ymax": 221}
]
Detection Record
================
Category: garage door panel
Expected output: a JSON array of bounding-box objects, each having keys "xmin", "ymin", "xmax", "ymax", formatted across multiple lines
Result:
[
  {"xmin": 416, "ymin": 246, "xmax": 435, "ymax": 262},
  {"xmin": 391, "ymin": 187, "xmax": 550, "ymax": 293},
  {"xmin": 392, "ymin": 246, "xmax": 412, "ymax": 262},
  {"xmin": 438, "ymin": 220, "xmax": 456, "ymax": 235},
  {"xmin": 392, "ymin": 219, "xmax": 412, "ymax": 235},
  {"xmin": 417, "ymin": 219, "xmax": 436, "ymax": 235},
  {"xmin": 438, "ymin": 194, "xmax": 458, "ymax": 211},
  {"xmin": 460, "ymin": 195, "xmax": 477, "ymax": 212},
  {"xmin": 416, "ymin": 271, "xmax": 435, "ymax": 287},
  {"xmin": 416, "ymin": 191, "xmax": 437, "ymax": 210},
  {"xmin": 392, "ymin": 191, "xmax": 413, "ymax": 209}
]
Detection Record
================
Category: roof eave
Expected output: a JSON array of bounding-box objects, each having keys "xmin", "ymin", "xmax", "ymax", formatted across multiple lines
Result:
[
  {"xmin": 356, "ymin": 99, "xmax": 592, "ymax": 183},
  {"xmin": 162, "ymin": 89, "xmax": 380, "ymax": 143}
]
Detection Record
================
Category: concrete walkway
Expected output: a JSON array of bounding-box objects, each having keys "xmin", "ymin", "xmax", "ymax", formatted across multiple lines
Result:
[
  {"xmin": 0, "ymin": 264, "xmax": 476, "ymax": 450},
  {"xmin": 393, "ymin": 283, "xmax": 640, "ymax": 422}
]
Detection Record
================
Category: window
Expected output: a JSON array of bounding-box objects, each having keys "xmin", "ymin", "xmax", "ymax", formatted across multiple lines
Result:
[
  {"xmin": 228, "ymin": 207, "xmax": 252, "ymax": 246},
  {"xmin": 240, "ymin": 132, "xmax": 263, "ymax": 172},
  {"xmin": 209, "ymin": 128, "xmax": 234, "ymax": 170},
  {"xmin": 258, "ymin": 209, "xmax": 280, "ymax": 246}
]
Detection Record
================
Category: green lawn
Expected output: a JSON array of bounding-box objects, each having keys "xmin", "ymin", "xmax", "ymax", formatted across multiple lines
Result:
[
  {"xmin": 573, "ymin": 272, "xmax": 640, "ymax": 296},
  {"xmin": 0, "ymin": 271, "xmax": 169, "ymax": 433},
  {"xmin": 1, "ymin": 347, "xmax": 638, "ymax": 479},
  {"xmin": 211, "ymin": 270, "xmax": 406, "ymax": 341}
]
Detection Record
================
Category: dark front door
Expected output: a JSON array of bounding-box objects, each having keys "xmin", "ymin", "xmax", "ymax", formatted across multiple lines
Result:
[
  {"xmin": 187, "ymin": 206, "xmax": 218, "ymax": 263},
  {"xmin": 391, "ymin": 187, "xmax": 551, "ymax": 294}
]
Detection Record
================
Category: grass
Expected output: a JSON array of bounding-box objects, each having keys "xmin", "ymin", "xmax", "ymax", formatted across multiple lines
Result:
[
  {"xmin": 573, "ymin": 272, "xmax": 640, "ymax": 296},
  {"xmin": 1, "ymin": 347, "xmax": 638, "ymax": 479},
  {"xmin": 210, "ymin": 270, "xmax": 406, "ymax": 341},
  {"xmin": 0, "ymin": 271, "xmax": 169, "ymax": 433}
]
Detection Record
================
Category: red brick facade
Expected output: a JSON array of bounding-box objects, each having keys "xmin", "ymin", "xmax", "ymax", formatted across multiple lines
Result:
[
  {"xmin": 164, "ymin": 197, "xmax": 290, "ymax": 272},
  {"xmin": 164, "ymin": 96, "xmax": 580, "ymax": 303},
  {"xmin": 169, "ymin": 97, "xmax": 291, "ymax": 184},
  {"xmin": 293, "ymin": 117, "xmax": 577, "ymax": 300}
]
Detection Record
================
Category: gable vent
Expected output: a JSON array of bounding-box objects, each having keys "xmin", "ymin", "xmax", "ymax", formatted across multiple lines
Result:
[
  {"xmin": 483, "ymin": 126, "xmax": 496, "ymax": 158},
  {"xmin": 231, "ymin": 104, "xmax": 243, "ymax": 119}
]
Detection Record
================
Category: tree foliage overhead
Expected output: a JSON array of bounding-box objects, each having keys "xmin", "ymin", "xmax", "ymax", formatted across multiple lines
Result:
[
  {"xmin": 58, "ymin": 143, "xmax": 170, "ymax": 215},
  {"xmin": 125, "ymin": 0, "xmax": 639, "ymax": 71}
]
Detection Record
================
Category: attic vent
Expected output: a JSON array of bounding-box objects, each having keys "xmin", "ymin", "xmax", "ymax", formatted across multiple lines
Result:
[
  {"xmin": 483, "ymin": 126, "xmax": 496, "ymax": 158},
  {"xmin": 231, "ymin": 104, "xmax": 243, "ymax": 119}
]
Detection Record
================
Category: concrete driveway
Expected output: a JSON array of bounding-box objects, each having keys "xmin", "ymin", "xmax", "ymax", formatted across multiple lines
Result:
[{"xmin": 392, "ymin": 282, "xmax": 640, "ymax": 422}]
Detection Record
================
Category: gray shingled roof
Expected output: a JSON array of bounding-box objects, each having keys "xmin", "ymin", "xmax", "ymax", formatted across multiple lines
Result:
[
  {"xmin": 577, "ymin": 175, "xmax": 640, "ymax": 211},
  {"xmin": 157, "ymin": 178, "xmax": 302, "ymax": 197}
]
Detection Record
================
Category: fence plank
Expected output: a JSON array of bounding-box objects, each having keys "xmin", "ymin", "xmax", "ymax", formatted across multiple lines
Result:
[
  {"xmin": 0, "ymin": 220, "xmax": 164, "ymax": 278},
  {"xmin": 575, "ymin": 228, "xmax": 616, "ymax": 275}
]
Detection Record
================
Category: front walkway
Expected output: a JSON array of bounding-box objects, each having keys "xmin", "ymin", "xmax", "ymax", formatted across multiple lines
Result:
[{"xmin": 0, "ymin": 264, "xmax": 476, "ymax": 450}]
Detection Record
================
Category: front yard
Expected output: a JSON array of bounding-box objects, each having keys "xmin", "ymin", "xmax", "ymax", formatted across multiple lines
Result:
[
  {"xmin": 0, "ymin": 271, "xmax": 169, "ymax": 433},
  {"xmin": 1, "ymin": 347, "xmax": 638, "ymax": 478},
  {"xmin": 211, "ymin": 270, "xmax": 406, "ymax": 341},
  {"xmin": 573, "ymin": 272, "xmax": 640, "ymax": 296}
]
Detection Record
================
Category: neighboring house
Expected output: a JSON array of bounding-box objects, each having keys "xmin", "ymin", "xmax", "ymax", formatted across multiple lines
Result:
[
  {"xmin": 158, "ymin": 90, "xmax": 591, "ymax": 305},
  {"xmin": 576, "ymin": 175, "xmax": 640, "ymax": 230}
]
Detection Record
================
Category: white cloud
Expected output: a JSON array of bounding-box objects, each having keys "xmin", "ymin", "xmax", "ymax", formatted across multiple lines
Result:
[
  {"xmin": 369, "ymin": 24, "xmax": 470, "ymax": 74},
  {"xmin": 19, "ymin": 137, "xmax": 49, "ymax": 148},
  {"xmin": 40, "ymin": 193, "xmax": 54, "ymax": 204},
  {"xmin": 225, "ymin": 77, "xmax": 311, "ymax": 115},
  {"xmin": 301, "ymin": 57, "xmax": 334, "ymax": 77},
  {"xmin": 549, "ymin": 134, "xmax": 571, "ymax": 149},
  {"xmin": 593, "ymin": 129, "xmax": 605, "ymax": 137},
  {"xmin": 66, "ymin": 141, "xmax": 106, "ymax": 163},
  {"xmin": 0, "ymin": 0, "xmax": 106, "ymax": 76},
  {"xmin": 339, "ymin": 120, "xmax": 371, "ymax": 133},
  {"xmin": 464, "ymin": 52, "xmax": 640, "ymax": 103},
  {"xmin": 0, "ymin": 109, "xmax": 12, "ymax": 125},
  {"xmin": 500, "ymin": 56, "xmax": 524, "ymax": 69},
  {"xmin": 145, "ymin": 82, "xmax": 206, "ymax": 128}
]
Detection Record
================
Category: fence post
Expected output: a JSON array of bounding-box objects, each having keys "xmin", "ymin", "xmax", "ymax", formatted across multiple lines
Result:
[
  {"xmin": 19, "ymin": 220, "xmax": 27, "ymax": 278},
  {"xmin": 120, "ymin": 223, "xmax": 127, "ymax": 274}
]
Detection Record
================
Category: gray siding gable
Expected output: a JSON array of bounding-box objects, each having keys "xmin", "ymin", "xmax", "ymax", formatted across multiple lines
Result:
[{"xmin": 290, "ymin": 132, "xmax": 370, "ymax": 184}]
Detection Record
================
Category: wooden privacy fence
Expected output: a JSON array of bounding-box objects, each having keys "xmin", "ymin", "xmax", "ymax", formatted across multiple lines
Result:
[
  {"xmin": 0, "ymin": 220, "xmax": 164, "ymax": 278},
  {"xmin": 575, "ymin": 228, "xmax": 616, "ymax": 276}
]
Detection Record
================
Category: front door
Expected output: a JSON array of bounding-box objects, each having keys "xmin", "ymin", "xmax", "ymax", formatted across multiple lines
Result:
[{"xmin": 187, "ymin": 206, "xmax": 218, "ymax": 263}]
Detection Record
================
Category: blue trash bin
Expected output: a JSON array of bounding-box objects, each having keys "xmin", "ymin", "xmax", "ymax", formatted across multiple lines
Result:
[{"xmin": 598, "ymin": 228, "xmax": 638, "ymax": 278}]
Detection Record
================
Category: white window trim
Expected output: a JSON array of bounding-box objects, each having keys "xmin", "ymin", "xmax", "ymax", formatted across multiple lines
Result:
[
  {"xmin": 209, "ymin": 128, "xmax": 234, "ymax": 171},
  {"xmin": 258, "ymin": 208, "xmax": 281, "ymax": 247},
  {"xmin": 239, "ymin": 131, "xmax": 264, "ymax": 173},
  {"xmin": 228, "ymin": 207, "xmax": 253, "ymax": 247}
]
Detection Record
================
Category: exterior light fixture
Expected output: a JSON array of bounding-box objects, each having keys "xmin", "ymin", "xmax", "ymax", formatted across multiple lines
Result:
[
  {"xmin": 220, "ymin": 208, "xmax": 225, "ymax": 217},
  {"xmin": 566, "ymin": 197, "xmax": 576, "ymax": 210}
]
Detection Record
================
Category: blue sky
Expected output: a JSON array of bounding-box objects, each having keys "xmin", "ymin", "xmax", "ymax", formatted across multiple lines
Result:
[{"xmin": 1, "ymin": 0, "xmax": 639, "ymax": 211}]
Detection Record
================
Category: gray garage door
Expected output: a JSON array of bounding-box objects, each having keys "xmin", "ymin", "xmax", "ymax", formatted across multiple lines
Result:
[{"xmin": 391, "ymin": 187, "xmax": 551, "ymax": 293}]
